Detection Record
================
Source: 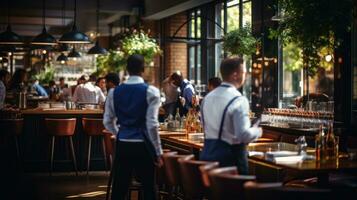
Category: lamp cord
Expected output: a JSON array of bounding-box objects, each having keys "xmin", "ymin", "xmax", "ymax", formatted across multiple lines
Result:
[
  {"xmin": 62, "ymin": 0, "xmax": 66, "ymax": 26},
  {"xmin": 43, "ymin": 0, "xmax": 46, "ymax": 28},
  {"xmin": 74, "ymin": 0, "xmax": 77, "ymax": 25},
  {"xmin": 96, "ymin": 0, "xmax": 99, "ymax": 34},
  {"xmin": 7, "ymin": 0, "xmax": 10, "ymax": 25}
]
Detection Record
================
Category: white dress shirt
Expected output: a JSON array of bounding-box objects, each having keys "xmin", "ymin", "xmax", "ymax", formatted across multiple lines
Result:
[
  {"xmin": 103, "ymin": 76, "xmax": 163, "ymax": 156},
  {"xmin": 0, "ymin": 80, "xmax": 5, "ymax": 109},
  {"xmin": 201, "ymin": 82, "xmax": 262, "ymax": 144},
  {"xmin": 72, "ymin": 82, "xmax": 105, "ymax": 104},
  {"xmin": 162, "ymin": 77, "xmax": 178, "ymax": 104}
]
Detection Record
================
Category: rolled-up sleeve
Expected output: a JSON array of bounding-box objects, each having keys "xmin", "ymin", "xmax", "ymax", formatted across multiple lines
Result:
[
  {"xmin": 146, "ymin": 86, "xmax": 163, "ymax": 156},
  {"xmin": 232, "ymin": 97, "xmax": 262, "ymax": 144},
  {"xmin": 103, "ymin": 89, "xmax": 118, "ymax": 135}
]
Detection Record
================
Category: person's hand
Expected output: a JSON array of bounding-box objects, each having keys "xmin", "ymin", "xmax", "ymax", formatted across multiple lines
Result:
[
  {"xmin": 155, "ymin": 156, "xmax": 164, "ymax": 168},
  {"xmin": 180, "ymin": 97, "xmax": 185, "ymax": 106}
]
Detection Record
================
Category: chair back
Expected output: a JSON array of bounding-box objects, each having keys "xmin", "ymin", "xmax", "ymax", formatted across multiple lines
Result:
[
  {"xmin": 45, "ymin": 118, "xmax": 76, "ymax": 136},
  {"xmin": 82, "ymin": 118, "xmax": 105, "ymax": 136},
  {"xmin": 244, "ymin": 181, "xmax": 334, "ymax": 200},
  {"xmin": 162, "ymin": 152, "xmax": 192, "ymax": 187},
  {"xmin": 0, "ymin": 119, "xmax": 23, "ymax": 136},
  {"xmin": 178, "ymin": 156, "xmax": 212, "ymax": 199},
  {"xmin": 199, "ymin": 162, "xmax": 219, "ymax": 188},
  {"xmin": 208, "ymin": 167, "xmax": 256, "ymax": 200}
]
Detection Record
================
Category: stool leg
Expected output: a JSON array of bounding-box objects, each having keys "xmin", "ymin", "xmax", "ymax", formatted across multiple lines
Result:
[
  {"xmin": 49, "ymin": 136, "xmax": 55, "ymax": 176},
  {"xmin": 87, "ymin": 136, "xmax": 92, "ymax": 176},
  {"xmin": 101, "ymin": 137, "xmax": 108, "ymax": 171},
  {"xmin": 106, "ymin": 157, "xmax": 115, "ymax": 200},
  {"xmin": 14, "ymin": 136, "xmax": 20, "ymax": 161},
  {"xmin": 69, "ymin": 136, "xmax": 78, "ymax": 176}
]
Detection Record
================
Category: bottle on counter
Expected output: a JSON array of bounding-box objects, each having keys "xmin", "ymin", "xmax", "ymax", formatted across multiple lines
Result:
[
  {"xmin": 175, "ymin": 108, "xmax": 181, "ymax": 129},
  {"xmin": 325, "ymin": 122, "xmax": 337, "ymax": 160},
  {"xmin": 315, "ymin": 125, "xmax": 326, "ymax": 161}
]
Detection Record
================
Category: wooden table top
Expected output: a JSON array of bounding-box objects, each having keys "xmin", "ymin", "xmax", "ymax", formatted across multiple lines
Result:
[{"xmin": 21, "ymin": 108, "xmax": 104, "ymax": 115}]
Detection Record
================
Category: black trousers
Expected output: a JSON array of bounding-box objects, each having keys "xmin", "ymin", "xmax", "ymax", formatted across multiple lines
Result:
[{"xmin": 111, "ymin": 141, "xmax": 157, "ymax": 200}]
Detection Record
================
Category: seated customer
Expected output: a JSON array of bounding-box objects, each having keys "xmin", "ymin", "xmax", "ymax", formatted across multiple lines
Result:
[
  {"xmin": 31, "ymin": 78, "xmax": 48, "ymax": 97},
  {"xmin": 200, "ymin": 57, "xmax": 262, "ymax": 175}
]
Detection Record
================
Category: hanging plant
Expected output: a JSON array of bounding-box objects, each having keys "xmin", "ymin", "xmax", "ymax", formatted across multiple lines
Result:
[
  {"xmin": 96, "ymin": 50, "xmax": 126, "ymax": 76},
  {"xmin": 121, "ymin": 29, "xmax": 162, "ymax": 64},
  {"xmin": 223, "ymin": 24, "xmax": 259, "ymax": 56},
  {"xmin": 33, "ymin": 63, "xmax": 55, "ymax": 85},
  {"xmin": 269, "ymin": 0, "xmax": 353, "ymax": 76}
]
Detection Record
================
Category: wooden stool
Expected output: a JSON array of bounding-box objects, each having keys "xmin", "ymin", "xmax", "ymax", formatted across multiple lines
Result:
[
  {"xmin": 0, "ymin": 119, "xmax": 23, "ymax": 161},
  {"xmin": 45, "ymin": 118, "xmax": 77, "ymax": 176},
  {"xmin": 82, "ymin": 118, "xmax": 107, "ymax": 175}
]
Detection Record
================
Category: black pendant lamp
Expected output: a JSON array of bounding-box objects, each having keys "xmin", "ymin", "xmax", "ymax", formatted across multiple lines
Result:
[
  {"xmin": 88, "ymin": 0, "xmax": 107, "ymax": 55},
  {"xmin": 32, "ymin": 0, "xmax": 56, "ymax": 45},
  {"xmin": 59, "ymin": 0, "xmax": 90, "ymax": 44},
  {"xmin": 68, "ymin": 47, "xmax": 81, "ymax": 58},
  {"xmin": 57, "ymin": 52, "xmax": 68, "ymax": 64},
  {"xmin": 0, "ymin": 1, "xmax": 23, "ymax": 45}
]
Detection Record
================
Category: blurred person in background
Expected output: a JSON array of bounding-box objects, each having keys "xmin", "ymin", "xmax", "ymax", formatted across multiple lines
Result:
[
  {"xmin": 0, "ymin": 69, "xmax": 10, "ymax": 109},
  {"xmin": 161, "ymin": 74, "xmax": 179, "ymax": 117},
  {"xmin": 73, "ymin": 74, "xmax": 105, "ymax": 104},
  {"xmin": 96, "ymin": 77, "xmax": 107, "ymax": 95},
  {"xmin": 170, "ymin": 71, "xmax": 196, "ymax": 116},
  {"xmin": 9, "ymin": 69, "xmax": 28, "ymax": 92},
  {"xmin": 105, "ymin": 73, "xmax": 120, "ymax": 92},
  {"xmin": 30, "ymin": 78, "xmax": 48, "ymax": 97},
  {"xmin": 207, "ymin": 77, "xmax": 222, "ymax": 92}
]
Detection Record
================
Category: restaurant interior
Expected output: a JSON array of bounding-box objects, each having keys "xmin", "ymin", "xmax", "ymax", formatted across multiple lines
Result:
[{"xmin": 0, "ymin": 0, "xmax": 357, "ymax": 199}]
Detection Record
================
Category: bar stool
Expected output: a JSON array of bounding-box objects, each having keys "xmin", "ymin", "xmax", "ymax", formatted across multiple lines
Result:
[
  {"xmin": 178, "ymin": 156, "xmax": 213, "ymax": 200},
  {"xmin": 0, "ymin": 119, "xmax": 23, "ymax": 161},
  {"xmin": 103, "ymin": 129, "xmax": 115, "ymax": 168},
  {"xmin": 45, "ymin": 118, "xmax": 77, "ymax": 176},
  {"xmin": 162, "ymin": 152, "xmax": 194, "ymax": 199},
  {"xmin": 208, "ymin": 167, "xmax": 256, "ymax": 200},
  {"xmin": 82, "ymin": 118, "xmax": 108, "ymax": 175}
]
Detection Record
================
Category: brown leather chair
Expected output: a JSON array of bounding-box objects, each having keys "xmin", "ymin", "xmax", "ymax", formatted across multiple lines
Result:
[
  {"xmin": 244, "ymin": 181, "xmax": 336, "ymax": 200},
  {"xmin": 0, "ymin": 119, "xmax": 23, "ymax": 161},
  {"xmin": 45, "ymin": 118, "xmax": 77, "ymax": 176},
  {"xmin": 199, "ymin": 162, "xmax": 219, "ymax": 188},
  {"xmin": 208, "ymin": 167, "xmax": 256, "ymax": 200},
  {"xmin": 162, "ymin": 152, "xmax": 193, "ymax": 199},
  {"xmin": 178, "ymin": 156, "xmax": 214, "ymax": 200},
  {"xmin": 82, "ymin": 118, "xmax": 107, "ymax": 175}
]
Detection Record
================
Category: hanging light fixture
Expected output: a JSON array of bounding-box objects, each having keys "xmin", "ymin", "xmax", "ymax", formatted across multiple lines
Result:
[
  {"xmin": 58, "ymin": 0, "xmax": 90, "ymax": 44},
  {"xmin": 68, "ymin": 47, "xmax": 81, "ymax": 58},
  {"xmin": 88, "ymin": 0, "xmax": 107, "ymax": 55},
  {"xmin": 0, "ymin": 0, "xmax": 23, "ymax": 45},
  {"xmin": 32, "ymin": 0, "xmax": 57, "ymax": 45},
  {"xmin": 56, "ymin": 53, "xmax": 68, "ymax": 64}
]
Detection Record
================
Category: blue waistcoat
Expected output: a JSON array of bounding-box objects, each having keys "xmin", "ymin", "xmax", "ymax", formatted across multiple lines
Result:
[{"xmin": 113, "ymin": 83, "xmax": 148, "ymax": 140}]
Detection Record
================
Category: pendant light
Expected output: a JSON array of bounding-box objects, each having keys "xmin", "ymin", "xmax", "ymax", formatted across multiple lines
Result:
[
  {"xmin": 32, "ymin": 0, "xmax": 57, "ymax": 45},
  {"xmin": 57, "ymin": 53, "xmax": 68, "ymax": 64},
  {"xmin": 59, "ymin": 0, "xmax": 90, "ymax": 44},
  {"xmin": 68, "ymin": 47, "xmax": 81, "ymax": 58},
  {"xmin": 88, "ymin": 0, "xmax": 107, "ymax": 55},
  {"xmin": 0, "ymin": 0, "xmax": 23, "ymax": 45},
  {"xmin": 56, "ymin": 0, "xmax": 69, "ymax": 63}
]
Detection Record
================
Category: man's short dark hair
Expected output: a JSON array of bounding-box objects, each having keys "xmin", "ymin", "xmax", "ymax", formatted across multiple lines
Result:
[
  {"xmin": 208, "ymin": 77, "xmax": 222, "ymax": 88},
  {"xmin": 220, "ymin": 57, "xmax": 244, "ymax": 80},
  {"xmin": 127, "ymin": 54, "xmax": 145, "ymax": 75},
  {"xmin": 59, "ymin": 77, "xmax": 65, "ymax": 82},
  {"xmin": 0, "ymin": 69, "xmax": 9, "ymax": 80},
  {"xmin": 105, "ymin": 73, "xmax": 120, "ymax": 86}
]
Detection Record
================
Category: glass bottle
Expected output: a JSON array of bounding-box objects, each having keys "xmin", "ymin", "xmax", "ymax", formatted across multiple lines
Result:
[
  {"xmin": 325, "ymin": 122, "xmax": 337, "ymax": 160},
  {"xmin": 315, "ymin": 125, "xmax": 326, "ymax": 161},
  {"xmin": 175, "ymin": 108, "xmax": 181, "ymax": 129}
]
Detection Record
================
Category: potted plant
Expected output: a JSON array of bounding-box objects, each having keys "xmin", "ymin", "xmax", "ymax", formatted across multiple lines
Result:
[
  {"xmin": 223, "ymin": 24, "xmax": 259, "ymax": 56},
  {"xmin": 96, "ymin": 50, "xmax": 126, "ymax": 76}
]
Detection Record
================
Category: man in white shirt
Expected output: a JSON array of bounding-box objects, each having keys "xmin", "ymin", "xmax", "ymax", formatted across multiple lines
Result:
[
  {"xmin": 0, "ymin": 70, "xmax": 10, "ymax": 109},
  {"xmin": 72, "ymin": 75, "xmax": 105, "ymax": 104},
  {"xmin": 103, "ymin": 54, "xmax": 163, "ymax": 200},
  {"xmin": 200, "ymin": 57, "xmax": 262, "ymax": 175}
]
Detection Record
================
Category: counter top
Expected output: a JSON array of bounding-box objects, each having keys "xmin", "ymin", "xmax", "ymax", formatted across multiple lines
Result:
[{"xmin": 21, "ymin": 108, "xmax": 103, "ymax": 115}]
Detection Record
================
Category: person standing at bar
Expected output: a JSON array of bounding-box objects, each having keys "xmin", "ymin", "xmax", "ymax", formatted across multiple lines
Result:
[
  {"xmin": 105, "ymin": 73, "xmax": 120, "ymax": 92},
  {"xmin": 170, "ymin": 72, "xmax": 195, "ymax": 116},
  {"xmin": 72, "ymin": 74, "xmax": 105, "ymax": 104},
  {"xmin": 103, "ymin": 54, "xmax": 163, "ymax": 200},
  {"xmin": 161, "ymin": 74, "xmax": 179, "ymax": 117},
  {"xmin": 200, "ymin": 57, "xmax": 262, "ymax": 175},
  {"xmin": 0, "ymin": 69, "xmax": 10, "ymax": 109}
]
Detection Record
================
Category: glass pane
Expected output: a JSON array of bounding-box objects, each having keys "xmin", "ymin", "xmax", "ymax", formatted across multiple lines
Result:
[
  {"xmin": 190, "ymin": 12, "xmax": 195, "ymax": 38},
  {"xmin": 215, "ymin": 42, "xmax": 224, "ymax": 76},
  {"xmin": 243, "ymin": 55, "xmax": 252, "ymax": 101},
  {"xmin": 197, "ymin": 10, "xmax": 201, "ymax": 38},
  {"xmin": 227, "ymin": 5, "xmax": 240, "ymax": 32},
  {"xmin": 197, "ymin": 45, "xmax": 202, "ymax": 84},
  {"xmin": 243, "ymin": 2, "xmax": 252, "ymax": 26},
  {"xmin": 189, "ymin": 47, "xmax": 195, "ymax": 80}
]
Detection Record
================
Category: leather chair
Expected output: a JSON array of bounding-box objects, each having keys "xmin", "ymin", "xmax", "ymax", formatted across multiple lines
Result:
[
  {"xmin": 162, "ymin": 152, "xmax": 193, "ymax": 199},
  {"xmin": 0, "ymin": 119, "xmax": 23, "ymax": 161},
  {"xmin": 208, "ymin": 167, "xmax": 256, "ymax": 200},
  {"xmin": 82, "ymin": 118, "xmax": 108, "ymax": 175},
  {"xmin": 199, "ymin": 162, "xmax": 219, "ymax": 188},
  {"xmin": 178, "ymin": 156, "xmax": 214, "ymax": 200},
  {"xmin": 45, "ymin": 118, "xmax": 77, "ymax": 176}
]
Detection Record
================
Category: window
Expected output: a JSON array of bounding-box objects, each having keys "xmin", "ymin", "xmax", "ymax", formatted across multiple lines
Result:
[{"xmin": 188, "ymin": 9, "xmax": 202, "ymax": 84}]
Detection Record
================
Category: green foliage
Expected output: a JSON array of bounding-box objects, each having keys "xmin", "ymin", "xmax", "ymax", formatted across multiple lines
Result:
[
  {"xmin": 270, "ymin": 0, "xmax": 352, "ymax": 76},
  {"xmin": 121, "ymin": 30, "xmax": 161, "ymax": 64},
  {"xmin": 34, "ymin": 63, "xmax": 55, "ymax": 85},
  {"xmin": 223, "ymin": 24, "xmax": 259, "ymax": 56},
  {"xmin": 283, "ymin": 42, "xmax": 303, "ymax": 72},
  {"xmin": 96, "ymin": 50, "xmax": 126, "ymax": 76}
]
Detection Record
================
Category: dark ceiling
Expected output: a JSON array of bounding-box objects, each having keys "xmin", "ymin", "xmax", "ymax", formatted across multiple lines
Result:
[{"xmin": 0, "ymin": 0, "xmax": 144, "ymax": 37}]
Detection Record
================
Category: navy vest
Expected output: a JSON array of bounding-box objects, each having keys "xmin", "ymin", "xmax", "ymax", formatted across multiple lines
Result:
[{"xmin": 113, "ymin": 83, "xmax": 148, "ymax": 140}]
